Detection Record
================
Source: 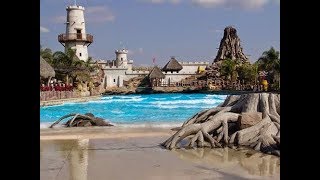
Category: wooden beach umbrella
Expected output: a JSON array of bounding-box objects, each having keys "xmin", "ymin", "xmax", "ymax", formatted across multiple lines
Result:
[
  {"xmin": 162, "ymin": 56, "xmax": 183, "ymax": 73},
  {"xmin": 40, "ymin": 56, "xmax": 55, "ymax": 85},
  {"xmin": 148, "ymin": 66, "xmax": 165, "ymax": 86}
]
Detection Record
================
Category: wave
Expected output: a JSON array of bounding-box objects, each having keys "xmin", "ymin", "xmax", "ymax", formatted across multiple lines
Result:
[
  {"xmin": 100, "ymin": 96, "xmax": 113, "ymax": 100},
  {"xmin": 40, "ymin": 122, "xmax": 64, "ymax": 129},
  {"xmin": 150, "ymin": 99, "xmax": 223, "ymax": 105},
  {"xmin": 64, "ymin": 98, "xmax": 147, "ymax": 104},
  {"xmin": 205, "ymin": 94, "xmax": 228, "ymax": 99},
  {"xmin": 153, "ymin": 104, "xmax": 214, "ymax": 109},
  {"xmin": 152, "ymin": 98, "xmax": 167, "ymax": 100},
  {"xmin": 110, "ymin": 109, "xmax": 124, "ymax": 114},
  {"xmin": 112, "ymin": 95, "xmax": 142, "ymax": 99}
]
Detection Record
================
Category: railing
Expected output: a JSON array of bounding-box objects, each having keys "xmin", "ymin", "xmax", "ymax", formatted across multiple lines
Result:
[
  {"xmin": 58, "ymin": 33, "xmax": 93, "ymax": 43},
  {"xmin": 40, "ymin": 85, "xmax": 74, "ymax": 91}
]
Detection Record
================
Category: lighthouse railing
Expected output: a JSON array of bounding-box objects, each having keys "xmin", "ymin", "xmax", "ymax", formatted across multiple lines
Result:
[{"xmin": 58, "ymin": 33, "xmax": 93, "ymax": 43}]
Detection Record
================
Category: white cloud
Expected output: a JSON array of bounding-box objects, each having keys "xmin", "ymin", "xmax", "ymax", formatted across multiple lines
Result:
[
  {"xmin": 86, "ymin": 6, "xmax": 115, "ymax": 23},
  {"xmin": 138, "ymin": 48, "xmax": 144, "ymax": 54},
  {"xmin": 52, "ymin": 16, "xmax": 65, "ymax": 24},
  {"xmin": 127, "ymin": 48, "xmax": 144, "ymax": 55},
  {"xmin": 141, "ymin": 0, "xmax": 165, "ymax": 4},
  {"xmin": 140, "ymin": 0, "xmax": 182, "ymax": 4},
  {"xmin": 169, "ymin": 0, "xmax": 182, "ymax": 4},
  {"xmin": 191, "ymin": 0, "xmax": 224, "ymax": 8},
  {"xmin": 127, "ymin": 50, "xmax": 135, "ymax": 55},
  {"xmin": 191, "ymin": 0, "xmax": 270, "ymax": 10},
  {"xmin": 140, "ymin": 0, "xmax": 276, "ymax": 8},
  {"xmin": 52, "ymin": 6, "xmax": 115, "ymax": 24},
  {"xmin": 40, "ymin": 26, "xmax": 50, "ymax": 33}
]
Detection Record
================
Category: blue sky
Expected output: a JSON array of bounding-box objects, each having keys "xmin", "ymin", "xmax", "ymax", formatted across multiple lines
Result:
[{"xmin": 40, "ymin": 0, "xmax": 280, "ymax": 66}]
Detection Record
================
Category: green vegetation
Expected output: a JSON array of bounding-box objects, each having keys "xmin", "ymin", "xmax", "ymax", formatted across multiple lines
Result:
[
  {"xmin": 236, "ymin": 63, "xmax": 258, "ymax": 85},
  {"xmin": 218, "ymin": 47, "xmax": 280, "ymax": 91},
  {"xmin": 40, "ymin": 47, "xmax": 98, "ymax": 85},
  {"xmin": 220, "ymin": 58, "xmax": 238, "ymax": 83},
  {"xmin": 256, "ymin": 47, "xmax": 280, "ymax": 91}
]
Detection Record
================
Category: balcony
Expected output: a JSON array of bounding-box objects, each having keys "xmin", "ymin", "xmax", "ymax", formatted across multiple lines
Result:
[{"xmin": 58, "ymin": 33, "xmax": 93, "ymax": 44}]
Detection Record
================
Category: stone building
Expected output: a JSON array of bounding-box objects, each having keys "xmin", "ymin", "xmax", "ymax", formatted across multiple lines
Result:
[{"xmin": 95, "ymin": 49, "xmax": 149, "ymax": 88}]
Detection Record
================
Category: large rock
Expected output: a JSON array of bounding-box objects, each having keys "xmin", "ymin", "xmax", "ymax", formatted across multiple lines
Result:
[
  {"xmin": 238, "ymin": 112, "xmax": 262, "ymax": 129},
  {"xmin": 91, "ymin": 117, "xmax": 113, "ymax": 126},
  {"xmin": 214, "ymin": 26, "xmax": 249, "ymax": 63}
]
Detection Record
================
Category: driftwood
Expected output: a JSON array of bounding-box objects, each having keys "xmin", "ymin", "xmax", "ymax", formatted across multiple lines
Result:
[
  {"xmin": 162, "ymin": 93, "xmax": 280, "ymax": 157},
  {"xmin": 49, "ymin": 113, "xmax": 113, "ymax": 128}
]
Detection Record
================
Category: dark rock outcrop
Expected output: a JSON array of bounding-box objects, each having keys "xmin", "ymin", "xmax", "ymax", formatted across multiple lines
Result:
[{"xmin": 49, "ymin": 113, "xmax": 113, "ymax": 128}]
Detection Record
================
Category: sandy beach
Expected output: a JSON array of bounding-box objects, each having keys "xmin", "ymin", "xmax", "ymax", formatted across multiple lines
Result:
[{"xmin": 40, "ymin": 127, "xmax": 280, "ymax": 180}]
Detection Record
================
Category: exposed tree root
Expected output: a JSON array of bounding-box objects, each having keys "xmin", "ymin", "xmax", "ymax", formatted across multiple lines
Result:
[
  {"xmin": 49, "ymin": 113, "xmax": 113, "ymax": 128},
  {"xmin": 162, "ymin": 93, "xmax": 280, "ymax": 157}
]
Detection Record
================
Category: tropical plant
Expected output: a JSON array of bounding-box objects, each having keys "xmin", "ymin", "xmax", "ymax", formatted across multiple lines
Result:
[
  {"xmin": 220, "ymin": 58, "xmax": 238, "ymax": 82},
  {"xmin": 256, "ymin": 47, "xmax": 280, "ymax": 91},
  {"xmin": 257, "ymin": 47, "xmax": 280, "ymax": 73},
  {"xmin": 40, "ymin": 47, "xmax": 54, "ymax": 64},
  {"xmin": 46, "ymin": 48, "xmax": 98, "ymax": 85},
  {"xmin": 236, "ymin": 63, "xmax": 258, "ymax": 84}
]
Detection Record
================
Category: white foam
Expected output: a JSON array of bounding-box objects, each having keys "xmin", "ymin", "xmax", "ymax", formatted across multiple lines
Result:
[
  {"xmin": 111, "ymin": 110, "xmax": 124, "ymax": 114},
  {"xmin": 101, "ymin": 96, "xmax": 113, "ymax": 100},
  {"xmin": 113, "ymin": 95, "xmax": 142, "ymax": 99},
  {"xmin": 151, "ymin": 99, "xmax": 222, "ymax": 105},
  {"xmin": 153, "ymin": 98, "xmax": 166, "ymax": 100},
  {"xmin": 40, "ymin": 122, "xmax": 64, "ymax": 129},
  {"xmin": 205, "ymin": 94, "xmax": 228, "ymax": 100}
]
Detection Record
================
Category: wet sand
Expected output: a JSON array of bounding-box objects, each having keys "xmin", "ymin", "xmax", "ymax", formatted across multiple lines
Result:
[{"xmin": 40, "ymin": 127, "xmax": 280, "ymax": 180}]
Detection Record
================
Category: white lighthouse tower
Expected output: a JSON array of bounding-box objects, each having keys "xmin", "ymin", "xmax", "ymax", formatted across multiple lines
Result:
[
  {"xmin": 115, "ymin": 49, "xmax": 128, "ymax": 67},
  {"xmin": 58, "ymin": 3, "xmax": 93, "ymax": 61}
]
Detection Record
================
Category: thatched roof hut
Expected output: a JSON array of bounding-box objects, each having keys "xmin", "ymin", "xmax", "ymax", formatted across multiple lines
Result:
[
  {"xmin": 148, "ymin": 66, "xmax": 165, "ymax": 79},
  {"xmin": 40, "ymin": 56, "xmax": 55, "ymax": 78},
  {"xmin": 162, "ymin": 57, "xmax": 183, "ymax": 72}
]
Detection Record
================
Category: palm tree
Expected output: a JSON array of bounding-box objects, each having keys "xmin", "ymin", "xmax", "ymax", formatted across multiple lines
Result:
[
  {"xmin": 257, "ymin": 47, "xmax": 280, "ymax": 72},
  {"xmin": 40, "ymin": 47, "xmax": 54, "ymax": 64},
  {"xmin": 257, "ymin": 47, "xmax": 280, "ymax": 90},
  {"xmin": 42, "ymin": 47, "xmax": 98, "ymax": 87}
]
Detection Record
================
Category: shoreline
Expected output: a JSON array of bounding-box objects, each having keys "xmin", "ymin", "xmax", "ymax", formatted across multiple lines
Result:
[
  {"xmin": 40, "ymin": 126, "xmax": 175, "ymax": 140},
  {"xmin": 40, "ymin": 90, "xmax": 279, "ymax": 107}
]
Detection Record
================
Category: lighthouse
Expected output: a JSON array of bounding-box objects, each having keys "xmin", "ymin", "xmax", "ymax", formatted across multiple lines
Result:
[
  {"xmin": 58, "ymin": 4, "xmax": 93, "ymax": 61},
  {"xmin": 115, "ymin": 49, "xmax": 128, "ymax": 67}
]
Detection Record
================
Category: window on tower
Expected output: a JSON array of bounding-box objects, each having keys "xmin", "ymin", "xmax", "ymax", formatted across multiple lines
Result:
[
  {"xmin": 79, "ymin": 53, "xmax": 82, "ymax": 57},
  {"xmin": 121, "ymin": 58, "xmax": 123, "ymax": 61}
]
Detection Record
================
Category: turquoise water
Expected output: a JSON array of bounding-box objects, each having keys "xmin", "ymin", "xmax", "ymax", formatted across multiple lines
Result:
[{"xmin": 40, "ymin": 93, "xmax": 227, "ymax": 128}]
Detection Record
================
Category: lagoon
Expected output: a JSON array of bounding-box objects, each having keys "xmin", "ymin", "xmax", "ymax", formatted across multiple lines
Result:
[{"xmin": 40, "ymin": 93, "xmax": 227, "ymax": 128}]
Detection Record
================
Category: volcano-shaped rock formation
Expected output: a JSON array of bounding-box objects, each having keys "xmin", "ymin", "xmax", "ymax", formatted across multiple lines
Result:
[{"xmin": 214, "ymin": 26, "xmax": 249, "ymax": 63}]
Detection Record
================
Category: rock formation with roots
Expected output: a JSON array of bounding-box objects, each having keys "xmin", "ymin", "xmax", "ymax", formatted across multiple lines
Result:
[
  {"xmin": 49, "ymin": 113, "xmax": 113, "ymax": 128},
  {"xmin": 162, "ymin": 93, "xmax": 280, "ymax": 157}
]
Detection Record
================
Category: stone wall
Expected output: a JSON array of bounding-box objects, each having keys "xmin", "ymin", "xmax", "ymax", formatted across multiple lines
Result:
[
  {"xmin": 40, "ymin": 90, "xmax": 100, "ymax": 101},
  {"xmin": 162, "ymin": 73, "xmax": 195, "ymax": 85}
]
